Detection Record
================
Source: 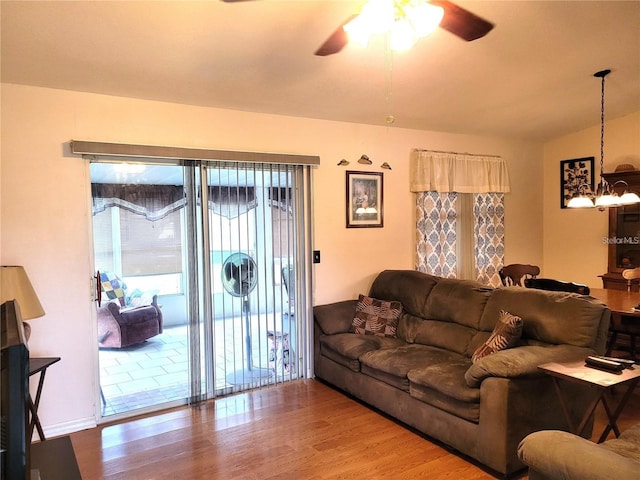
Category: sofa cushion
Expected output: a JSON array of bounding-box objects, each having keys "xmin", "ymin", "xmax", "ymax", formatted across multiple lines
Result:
[
  {"xmin": 471, "ymin": 310, "xmax": 523, "ymax": 363},
  {"xmin": 319, "ymin": 333, "xmax": 404, "ymax": 372},
  {"xmin": 350, "ymin": 294, "xmax": 403, "ymax": 337},
  {"xmin": 413, "ymin": 319, "xmax": 477, "ymax": 356},
  {"xmin": 359, "ymin": 344, "xmax": 462, "ymax": 391},
  {"xmin": 408, "ymin": 359, "xmax": 477, "ymax": 401},
  {"xmin": 314, "ymin": 300, "xmax": 358, "ymax": 335},
  {"xmin": 408, "ymin": 359, "xmax": 480, "ymax": 422},
  {"xmin": 369, "ymin": 270, "xmax": 437, "ymax": 317},
  {"xmin": 478, "ymin": 287, "xmax": 606, "ymax": 348},
  {"xmin": 422, "ymin": 277, "xmax": 492, "ymax": 329},
  {"xmin": 396, "ymin": 313, "xmax": 422, "ymax": 344}
]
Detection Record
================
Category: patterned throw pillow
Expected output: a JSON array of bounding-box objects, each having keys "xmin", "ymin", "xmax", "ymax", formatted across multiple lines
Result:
[
  {"xmin": 350, "ymin": 294, "xmax": 403, "ymax": 338},
  {"xmin": 100, "ymin": 271, "xmax": 126, "ymax": 307},
  {"xmin": 472, "ymin": 310, "xmax": 523, "ymax": 363}
]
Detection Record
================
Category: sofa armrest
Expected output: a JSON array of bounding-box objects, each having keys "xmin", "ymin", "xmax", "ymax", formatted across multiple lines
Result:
[
  {"xmin": 518, "ymin": 430, "xmax": 639, "ymax": 480},
  {"xmin": 313, "ymin": 300, "xmax": 357, "ymax": 335},
  {"xmin": 464, "ymin": 344, "xmax": 594, "ymax": 387}
]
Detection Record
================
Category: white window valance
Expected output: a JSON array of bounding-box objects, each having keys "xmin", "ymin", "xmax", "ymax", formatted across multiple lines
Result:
[
  {"xmin": 410, "ymin": 149, "xmax": 510, "ymax": 193},
  {"xmin": 92, "ymin": 183, "xmax": 258, "ymax": 221}
]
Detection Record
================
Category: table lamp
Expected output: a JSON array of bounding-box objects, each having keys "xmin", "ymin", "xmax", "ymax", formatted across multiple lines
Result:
[{"xmin": 1, "ymin": 265, "xmax": 45, "ymax": 341}]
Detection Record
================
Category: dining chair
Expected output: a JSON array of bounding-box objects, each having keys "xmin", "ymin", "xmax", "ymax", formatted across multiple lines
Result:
[
  {"xmin": 622, "ymin": 267, "xmax": 640, "ymax": 292},
  {"xmin": 499, "ymin": 264, "xmax": 540, "ymax": 287},
  {"xmin": 605, "ymin": 267, "xmax": 640, "ymax": 360},
  {"xmin": 524, "ymin": 277, "xmax": 590, "ymax": 295}
]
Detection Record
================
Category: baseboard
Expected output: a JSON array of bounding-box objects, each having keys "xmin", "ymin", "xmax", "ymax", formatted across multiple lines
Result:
[{"xmin": 38, "ymin": 417, "xmax": 97, "ymax": 440}]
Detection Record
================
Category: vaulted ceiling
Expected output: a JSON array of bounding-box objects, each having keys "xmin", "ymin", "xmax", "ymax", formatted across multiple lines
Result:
[{"xmin": 2, "ymin": 1, "xmax": 639, "ymax": 141}]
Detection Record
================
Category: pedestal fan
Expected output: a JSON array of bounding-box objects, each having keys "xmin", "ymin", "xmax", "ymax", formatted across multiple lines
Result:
[{"xmin": 221, "ymin": 252, "xmax": 272, "ymax": 384}]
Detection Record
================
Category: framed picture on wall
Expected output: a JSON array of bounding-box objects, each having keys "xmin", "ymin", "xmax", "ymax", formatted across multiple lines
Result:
[
  {"xmin": 346, "ymin": 171, "xmax": 384, "ymax": 228},
  {"xmin": 560, "ymin": 157, "xmax": 594, "ymax": 208}
]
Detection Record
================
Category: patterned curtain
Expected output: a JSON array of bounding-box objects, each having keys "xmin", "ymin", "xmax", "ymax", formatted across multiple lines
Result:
[
  {"xmin": 416, "ymin": 192, "xmax": 458, "ymax": 278},
  {"xmin": 474, "ymin": 193, "xmax": 505, "ymax": 286}
]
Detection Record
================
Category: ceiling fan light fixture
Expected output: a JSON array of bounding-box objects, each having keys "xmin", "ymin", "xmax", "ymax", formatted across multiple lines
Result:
[
  {"xmin": 362, "ymin": 0, "xmax": 395, "ymax": 34},
  {"xmin": 343, "ymin": 14, "xmax": 373, "ymax": 47},
  {"xmin": 345, "ymin": 0, "xmax": 444, "ymax": 52},
  {"xmin": 312, "ymin": 0, "xmax": 493, "ymax": 56},
  {"xmin": 344, "ymin": 0, "xmax": 393, "ymax": 46},
  {"xmin": 406, "ymin": 3, "xmax": 444, "ymax": 38},
  {"xmin": 390, "ymin": 18, "xmax": 418, "ymax": 51}
]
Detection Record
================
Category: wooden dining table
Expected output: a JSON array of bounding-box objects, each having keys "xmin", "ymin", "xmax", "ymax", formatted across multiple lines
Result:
[
  {"xmin": 588, "ymin": 288, "xmax": 640, "ymax": 317},
  {"xmin": 587, "ymin": 288, "xmax": 640, "ymax": 360}
]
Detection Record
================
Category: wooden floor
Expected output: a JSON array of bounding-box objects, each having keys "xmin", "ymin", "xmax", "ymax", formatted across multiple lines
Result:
[{"xmin": 70, "ymin": 378, "xmax": 640, "ymax": 480}]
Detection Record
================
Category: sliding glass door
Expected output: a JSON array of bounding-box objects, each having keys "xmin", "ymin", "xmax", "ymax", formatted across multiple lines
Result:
[
  {"xmin": 92, "ymin": 163, "xmax": 193, "ymax": 416},
  {"xmin": 90, "ymin": 159, "xmax": 310, "ymax": 419}
]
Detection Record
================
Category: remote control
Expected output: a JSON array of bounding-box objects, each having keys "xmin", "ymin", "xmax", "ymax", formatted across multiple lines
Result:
[
  {"xmin": 595, "ymin": 356, "xmax": 636, "ymax": 368},
  {"xmin": 585, "ymin": 355, "xmax": 626, "ymax": 372}
]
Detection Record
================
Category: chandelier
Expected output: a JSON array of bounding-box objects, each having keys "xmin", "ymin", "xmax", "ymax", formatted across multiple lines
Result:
[
  {"xmin": 343, "ymin": 0, "xmax": 445, "ymax": 51},
  {"xmin": 567, "ymin": 69, "xmax": 640, "ymax": 210}
]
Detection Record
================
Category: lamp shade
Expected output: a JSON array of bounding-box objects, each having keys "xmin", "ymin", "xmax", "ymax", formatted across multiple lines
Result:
[
  {"xmin": 0, "ymin": 266, "xmax": 45, "ymax": 320},
  {"xmin": 566, "ymin": 196, "xmax": 594, "ymax": 208},
  {"xmin": 619, "ymin": 191, "xmax": 640, "ymax": 205}
]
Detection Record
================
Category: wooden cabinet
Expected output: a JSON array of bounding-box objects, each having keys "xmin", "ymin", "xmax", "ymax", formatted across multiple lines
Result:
[{"xmin": 600, "ymin": 170, "xmax": 640, "ymax": 291}]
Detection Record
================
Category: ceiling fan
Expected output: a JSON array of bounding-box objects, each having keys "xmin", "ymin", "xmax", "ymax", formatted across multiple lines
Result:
[{"xmin": 221, "ymin": 0, "xmax": 494, "ymax": 56}]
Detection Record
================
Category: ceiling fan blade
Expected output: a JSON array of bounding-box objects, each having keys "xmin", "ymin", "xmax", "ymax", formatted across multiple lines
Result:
[
  {"xmin": 314, "ymin": 15, "xmax": 357, "ymax": 56},
  {"xmin": 431, "ymin": 0, "xmax": 494, "ymax": 41}
]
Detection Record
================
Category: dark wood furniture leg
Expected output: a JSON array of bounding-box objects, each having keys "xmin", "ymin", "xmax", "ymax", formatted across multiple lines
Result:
[
  {"xmin": 598, "ymin": 378, "xmax": 640, "ymax": 443},
  {"xmin": 551, "ymin": 377, "xmax": 602, "ymax": 436},
  {"xmin": 28, "ymin": 357, "xmax": 61, "ymax": 442}
]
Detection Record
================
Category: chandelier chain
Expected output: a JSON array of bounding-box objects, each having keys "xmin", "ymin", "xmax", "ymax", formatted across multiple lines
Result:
[{"xmin": 600, "ymin": 73, "xmax": 605, "ymax": 175}]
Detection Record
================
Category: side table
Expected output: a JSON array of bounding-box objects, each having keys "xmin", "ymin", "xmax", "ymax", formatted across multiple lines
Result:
[
  {"xmin": 29, "ymin": 357, "xmax": 61, "ymax": 441},
  {"xmin": 539, "ymin": 360, "xmax": 640, "ymax": 443}
]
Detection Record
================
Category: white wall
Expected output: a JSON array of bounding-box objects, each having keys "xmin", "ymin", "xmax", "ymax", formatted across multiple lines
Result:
[
  {"xmin": 1, "ymin": 83, "xmax": 542, "ymax": 435},
  {"xmin": 543, "ymin": 111, "xmax": 640, "ymax": 287}
]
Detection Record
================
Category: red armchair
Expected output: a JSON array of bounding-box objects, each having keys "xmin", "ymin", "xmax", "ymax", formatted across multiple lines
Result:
[
  {"xmin": 97, "ymin": 271, "xmax": 163, "ymax": 348},
  {"xmin": 97, "ymin": 298, "xmax": 163, "ymax": 348}
]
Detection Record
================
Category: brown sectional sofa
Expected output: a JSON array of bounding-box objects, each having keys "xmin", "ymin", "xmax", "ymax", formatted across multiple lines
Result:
[{"xmin": 313, "ymin": 270, "xmax": 611, "ymax": 477}]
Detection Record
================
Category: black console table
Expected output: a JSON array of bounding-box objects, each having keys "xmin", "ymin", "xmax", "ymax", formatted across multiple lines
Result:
[{"xmin": 31, "ymin": 435, "xmax": 82, "ymax": 480}]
